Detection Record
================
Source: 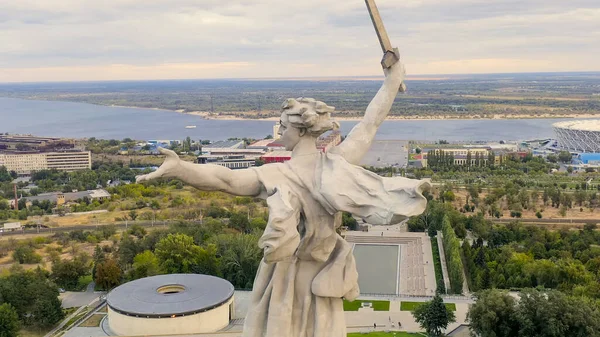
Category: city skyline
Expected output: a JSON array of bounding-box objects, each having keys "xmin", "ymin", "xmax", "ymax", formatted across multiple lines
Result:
[{"xmin": 1, "ymin": 0, "xmax": 599, "ymax": 82}]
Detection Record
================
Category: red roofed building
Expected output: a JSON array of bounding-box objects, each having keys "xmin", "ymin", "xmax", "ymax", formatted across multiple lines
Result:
[{"xmin": 261, "ymin": 151, "xmax": 292, "ymax": 164}]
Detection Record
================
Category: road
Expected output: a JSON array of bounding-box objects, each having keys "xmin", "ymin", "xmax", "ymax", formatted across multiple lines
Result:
[
  {"xmin": 492, "ymin": 218, "xmax": 600, "ymax": 225},
  {"xmin": 60, "ymin": 282, "xmax": 102, "ymax": 309},
  {"xmin": 0, "ymin": 220, "xmax": 201, "ymax": 238}
]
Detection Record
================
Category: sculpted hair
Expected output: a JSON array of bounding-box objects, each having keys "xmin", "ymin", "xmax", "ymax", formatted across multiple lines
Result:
[{"xmin": 281, "ymin": 97, "xmax": 340, "ymax": 136}]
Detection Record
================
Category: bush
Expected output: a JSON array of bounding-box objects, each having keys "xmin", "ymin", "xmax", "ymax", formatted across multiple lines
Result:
[
  {"xmin": 12, "ymin": 246, "xmax": 42, "ymax": 264},
  {"xmin": 535, "ymin": 211, "xmax": 542, "ymax": 219}
]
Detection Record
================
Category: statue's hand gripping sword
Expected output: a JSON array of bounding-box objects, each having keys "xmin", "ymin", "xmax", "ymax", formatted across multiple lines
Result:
[{"xmin": 365, "ymin": 0, "xmax": 407, "ymax": 92}]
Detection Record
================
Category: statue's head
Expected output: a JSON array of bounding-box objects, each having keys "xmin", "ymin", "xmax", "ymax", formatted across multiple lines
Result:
[{"xmin": 278, "ymin": 97, "xmax": 340, "ymax": 151}]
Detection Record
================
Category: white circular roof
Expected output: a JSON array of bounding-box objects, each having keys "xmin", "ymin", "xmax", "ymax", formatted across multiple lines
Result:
[
  {"xmin": 107, "ymin": 274, "xmax": 234, "ymax": 317},
  {"xmin": 553, "ymin": 120, "xmax": 600, "ymax": 132}
]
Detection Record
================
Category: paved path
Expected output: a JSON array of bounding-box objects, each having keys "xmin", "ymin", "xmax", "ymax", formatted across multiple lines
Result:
[
  {"xmin": 60, "ymin": 282, "xmax": 101, "ymax": 308},
  {"xmin": 44, "ymin": 296, "xmax": 100, "ymax": 337},
  {"xmin": 437, "ymin": 231, "xmax": 451, "ymax": 293}
]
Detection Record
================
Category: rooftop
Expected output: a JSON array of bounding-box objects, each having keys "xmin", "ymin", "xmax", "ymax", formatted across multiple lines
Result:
[
  {"xmin": 106, "ymin": 274, "xmax": 234, "ymax": 317},
  {"xmin": 25, "ymin": 189, "xmax": 110, "ymax": 203},
  {"xmin": 204, "ymin": 140, "xmax": 245, "ymax": 149},
  {"xmin": 261, "ymin": 151, "xmax": 292, "ymax": 158},
  {"xmin": 553, "ymin": 120, "xmax": 600, "ymax": 132}
]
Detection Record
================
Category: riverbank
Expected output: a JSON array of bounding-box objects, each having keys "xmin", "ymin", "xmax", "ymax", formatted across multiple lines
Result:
[
  {"xmin": 9, "ymin": 97, "xmax": 600, "ymax": 122},
  {"xmin": 178, "ymin": 109, "xmax": 600, "ymax": 122},
  {"xmin": 0, "ymin": 97, "xmax": 585, "ymax": 141}
]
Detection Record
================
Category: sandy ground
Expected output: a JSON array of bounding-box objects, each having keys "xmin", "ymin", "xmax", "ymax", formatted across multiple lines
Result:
[{"xmin": 178, "ymin": 110, "xmax": 600, "ymax": 122}]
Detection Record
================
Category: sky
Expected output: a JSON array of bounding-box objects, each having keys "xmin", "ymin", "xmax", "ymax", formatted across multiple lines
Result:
[{"xmin": 0, "ymin": 0, "xmax": 599, "ymax": 82}]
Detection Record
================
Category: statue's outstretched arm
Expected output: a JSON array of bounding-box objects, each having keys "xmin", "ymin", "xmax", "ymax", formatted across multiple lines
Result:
[
  {"xmin": 136, "ymin": 148, "xmax": 261, "ymax": 197},
  {"xmin": 331, "ymin": 60, "xmax": 406, "ymax": 165}
]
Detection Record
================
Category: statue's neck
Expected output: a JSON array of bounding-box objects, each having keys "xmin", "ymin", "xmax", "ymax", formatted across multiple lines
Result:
[{"xmin": 292, "ymin": 137, "xmax": 319, "ymax": 158}]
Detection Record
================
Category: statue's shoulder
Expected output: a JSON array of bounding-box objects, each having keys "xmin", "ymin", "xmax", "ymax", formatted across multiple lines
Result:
[{"xmin": 251, "ymin": 163, "xmax": 289, "ymax": 190}]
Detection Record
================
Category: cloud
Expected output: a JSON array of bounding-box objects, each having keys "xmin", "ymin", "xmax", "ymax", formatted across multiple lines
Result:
[{"xmin": 0, "ymin": 0, "xmax": 598, "ymax": 82}]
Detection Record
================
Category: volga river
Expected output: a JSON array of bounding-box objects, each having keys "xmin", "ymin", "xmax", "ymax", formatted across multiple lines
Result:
[{"xmin": 0, "ymin": 97, "xmax": 584, "ymax": 141}]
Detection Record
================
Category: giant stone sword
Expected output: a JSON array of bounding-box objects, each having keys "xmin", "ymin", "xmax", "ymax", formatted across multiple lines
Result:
[{"xmin": 365, "ymin": 0, "xmax": 407, "ymax": 92}]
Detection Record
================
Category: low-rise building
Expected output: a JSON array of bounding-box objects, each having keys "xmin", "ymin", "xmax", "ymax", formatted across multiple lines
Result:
[
  {"xmin": 24, "ymin": 189, "xmax": 111, "ymax": 204},
  {"xmin": 247, "ymin": 139, "xmax": 286, "ymax": 151},
  {"xmin": 197, "ymin": 155, "xmax": 256, "ymax": 170},
  {"xmin": 261, "ymin": 151, "xmax": 292, "ymax": 164},
  {"xmin": 421, "ymin": 147, "xmax": 499, "ymax": 167}
]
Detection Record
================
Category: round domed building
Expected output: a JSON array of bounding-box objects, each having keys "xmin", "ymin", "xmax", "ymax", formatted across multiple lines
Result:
[{"xmin": 106, "ymin": 274, "xmax": 235, "ymax": 336}]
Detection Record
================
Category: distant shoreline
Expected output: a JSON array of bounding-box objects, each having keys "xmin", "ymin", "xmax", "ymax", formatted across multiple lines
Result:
[
  {"xmin": 7, "ymin": 97, "xmax": 600, "ymax": 122},
  {"xmin": 175, "ymin": 109, "xmax": 600, "ymax": 122}
]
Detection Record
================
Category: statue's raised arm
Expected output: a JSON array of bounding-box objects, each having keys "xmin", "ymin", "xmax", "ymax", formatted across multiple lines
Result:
[{"xmin": 330, "ymin": 59, "xmax": 405, "ymax": 165}]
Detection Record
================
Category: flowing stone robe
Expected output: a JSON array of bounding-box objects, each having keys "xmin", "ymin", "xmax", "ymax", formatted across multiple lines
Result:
[{"xmin": 242, "ymin": 152, "xmax": 429, "ymax": 337}]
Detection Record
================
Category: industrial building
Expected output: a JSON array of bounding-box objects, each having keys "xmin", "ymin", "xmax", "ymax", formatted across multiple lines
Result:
[
  {"xmin": 0, "ymin": 135, "xmax": 90, "ymax": 175},
  {"xmin": 23, "ymin": 189, "xmax": 110, "ymax": 205},
  {"xmin": 0, "ymin": 135, "xmax": 75, "ymax": 151},
  {"xmin": 106, "ymin": 274, "xmax": 235, "ymax": 336}
]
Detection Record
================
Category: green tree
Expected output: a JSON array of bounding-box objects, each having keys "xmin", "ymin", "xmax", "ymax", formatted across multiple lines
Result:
[
  {"xmin": 210, "ymin": 233, "xmax": 261, "ymax": 289},
  {"xmin": 191, "ymin": 244, "xmax": 221, "ymax": 276},
  {"xmin": 558, "ymin": 151, "xmax": 572, "ymax": 163},
  {"xmin": 0, "ymin": 269, "xmax": 64, "ymax": 327},
  {"xmin": 442, "ymin": 216, "xmax": 464, "ymax": 294},
  {"xmin": 467, "ymin": 289, "xmax": 519, "ymax": 337},
  {"xmin": 95, "ymin": 258, "xmax": 122, "ymax": 290},
  {"xmin": 155, "ymin": 233, "xmax": 201, "ymax": 273},
  {"xmin": 51, "ymin": 254, "xmax": 90, "ymax": 290},
  {"xmin": 412, "ymin": 294, "xmax": 456, "ymax": 337},
  {"xmin": 127, "ymin": 224, "xmax": 146, "ymax": 238},
  {"xmin": 342, "ymin": 212, "xmax": 358, "ymax": 231},
  {"xmin": 249, "ymin": 217, "xmax": 267, "ymax": 231},
  {"xmin": 546, "ymin": 154, "xmax": 558, "ymax": 163},
  {"xmin": 128, "ymin": 209, "xmax": 139, "ymax": 221},
  {"xmin": 516, "ymin": 289, "xmax": 600, "ymax": 337},
  {"xmin": 12, "ymin": 246, "xmax": 42, "ymax": 264},
  {"xmin": 130, "ymin": 251, "xmax": 163, "ymax": 280},
  {"xmin": 0, "ymin": 167, "xmax": 12, "ymax": 182},
  {"xmin": 0, "ymin": 303, "xmax": 20, "ymax": 337},
  {"xmin": 118, "ymin": 235, "xmax": 143, "ymax": 266},
  {"xmin": 229, "ymin": 211, "xmax": 250, "ymax": 233}
]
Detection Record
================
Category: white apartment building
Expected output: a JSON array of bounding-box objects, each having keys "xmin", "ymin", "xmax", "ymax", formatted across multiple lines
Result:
[{"xmin": 0, "ymin": 151, "xmax": 92, "ymax": 174}]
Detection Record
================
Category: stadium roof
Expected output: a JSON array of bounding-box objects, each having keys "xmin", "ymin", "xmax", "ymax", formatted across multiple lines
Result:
[
  {"xmin": 553, "ymin": 120, "xmax": 600, "ymax": 132},
  {"xmin": 107, "ymin": 274, "xmax": 234, "ymax": 317}
]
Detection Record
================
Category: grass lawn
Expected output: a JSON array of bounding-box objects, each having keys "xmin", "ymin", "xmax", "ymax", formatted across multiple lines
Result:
[
  {"xmin": 348, "ymin": 332, "xmax": 421, "ymax": 337},
  {"xmin": 80, "ymin": 314, "xmax": 104, "ymax": 327},
  {"xmin": 343, "ymin": 300, "xmax": 390, "ymax": 311},
  {"xmin": 97, "ymin": 305, "xmax": 108, "ymax": 313},
  {"xmin": 19, "ymin": 328, "xmax": 50, "ymax": 337},
  {"xmin": 75, "ymin": 275, "xmax": 93, "ymax": 291},
  {"xmin": 400, "ymin": 301, "xmax": 456, "ymax": 311},
  {"xmin": 430, "ymin": 237, "xmax": 446, "ymax": 294}
]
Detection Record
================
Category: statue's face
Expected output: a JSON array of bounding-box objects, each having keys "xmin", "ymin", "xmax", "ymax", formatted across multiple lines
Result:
[{"xmin": 279, "ymin": 113, "xmax": 304, "ymax": 151}]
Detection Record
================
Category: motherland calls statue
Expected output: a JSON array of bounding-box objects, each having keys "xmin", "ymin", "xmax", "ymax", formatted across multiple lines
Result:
[{"xmin": 137, "ymin": 3, "xmax": 429, "ymax": 337}]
